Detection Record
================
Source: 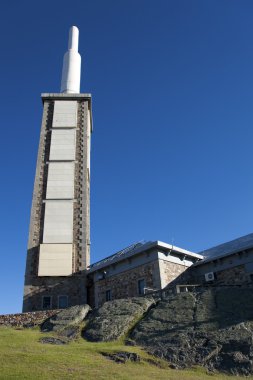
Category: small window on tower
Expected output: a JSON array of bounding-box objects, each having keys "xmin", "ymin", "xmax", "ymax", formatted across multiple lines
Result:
[
  {"xmin": 58, "ymin": 295, "xmax": 68, "ymax": 309},
  {"xmin": 42, "ymin": 296, "xmax": 52, "ymax": 310},
  {"xmin": 106, "ymin": 289, "xmax": 111, "ymax": 302},
  {"xmin": 138, "ymin": 279, "xmax": 145, "ymax": 295}
]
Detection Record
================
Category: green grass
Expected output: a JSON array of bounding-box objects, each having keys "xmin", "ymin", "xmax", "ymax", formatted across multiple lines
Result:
[{"xmin": 0, "ymin": 326, "xmax": 252, "ymax": 380}]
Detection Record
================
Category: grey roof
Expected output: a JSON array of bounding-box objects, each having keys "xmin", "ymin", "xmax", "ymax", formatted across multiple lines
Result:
[
  {"xmin": 89, "ymin": 241, "xmax": 146, "ymax": 271},
  {"xmin": 196, "ymin": 233, "xmax": 253, "ymax": 266},
  {"xmin": 88, "ymin": 240, "xmax": 202, "ymax": 273}
]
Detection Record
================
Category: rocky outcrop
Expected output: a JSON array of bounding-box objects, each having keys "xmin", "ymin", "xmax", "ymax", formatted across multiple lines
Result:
[
  {"xmin": 3, "ymin": 288, "xmax": 253, "ymax": 375},
  {"xmin": 41, "ymin": 304, "xmax": 91, "ymax": 339},
  {"xmin": 131, "ymin": 288, "xmax": 253, "ymax": 376},
  {"xmin": 83, "ymin": 297, "xmax": 155, "ymax": 342}
]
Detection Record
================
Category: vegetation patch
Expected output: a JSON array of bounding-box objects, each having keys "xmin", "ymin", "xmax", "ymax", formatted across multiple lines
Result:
[{"xmin": 0, "ymin": 326, "xmax": 252, "ymax": 380}]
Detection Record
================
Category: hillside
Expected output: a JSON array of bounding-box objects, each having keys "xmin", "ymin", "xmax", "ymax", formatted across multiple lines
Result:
[
  {"xmin": 2, "ymin": 287, "xmax": 253, "ymax": 378},
  {"xmin": 0, "ymin": 327, "xmax": 251, "ymax": 380}
]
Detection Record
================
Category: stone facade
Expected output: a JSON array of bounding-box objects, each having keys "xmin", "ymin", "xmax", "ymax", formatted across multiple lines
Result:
[
  {"xmin": 23, "ymin": 94, "xmax": 92, "ymax": 312},
  {"xmin": 187, "ymin": 245, "xmax": 253, "ymax": 287},
  {"xmin": 90, "ymin": 261, "xmax": 160, "ymax": 308},
  {"xmin": 215, "ymin": 265, "xmax": 248, "ymax": 285},
  {"xmin": 188, "ymin": 263, "xmax": 250, "ymax": 287},
  {"xmin": 87, "ymin": 242, "xmax": 202, "ymax": 308},
  {"xmin": 159, "ymin": 259, "xmax": 192, "ymax": 288},
  {"xmin": 92, "ymin": 260, "xmax": 194, "ymax": 309}
]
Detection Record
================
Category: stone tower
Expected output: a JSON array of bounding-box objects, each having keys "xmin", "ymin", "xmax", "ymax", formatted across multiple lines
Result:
[{"xmin": 23, "ymin": 26, "xmax": 92, "ymax": 312}]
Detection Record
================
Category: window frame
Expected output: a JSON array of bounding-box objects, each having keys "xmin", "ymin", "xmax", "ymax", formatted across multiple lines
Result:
[
  {"xmin": 105, "ymin": 289, "xmax": 112, "ymax": 302},
  {"xmin": 138, "ymin": 278, "xmax": 146, "ymax": 295},
  {"xmin": 58, "ymin": 295, "xmax": 68, "ymax": 309},
  {"xmin": 42, "ymin": 295, "xmax": 52, "ymax": 310}
]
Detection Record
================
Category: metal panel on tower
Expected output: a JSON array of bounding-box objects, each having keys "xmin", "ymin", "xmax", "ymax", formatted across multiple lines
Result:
[
  {"xmin": 46, "ymin": 162, "xmax": 75, "ymax": 199},
  {"xmin": 52, "ymin": 101, "xmax": 77, "ymax": 128},
  {"xmin": 38, "ymin": 244, "xmax": 73, "ymax": 276},
  {"xmin": 43, "ymin": 200, "xmax": 74, "ymax": 243},
  {"xmin": 49, "ymin": 129, "xmax": 76, "ymax": 161}
]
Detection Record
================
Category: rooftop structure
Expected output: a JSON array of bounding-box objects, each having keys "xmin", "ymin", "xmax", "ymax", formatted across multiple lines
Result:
[
  {"xmin": 196, "ymin": 233, "xmax": 253, "ymax": 266},
  {"xmin": 61, "ymin": 26, "xmax": 81, "ymax": 94}
]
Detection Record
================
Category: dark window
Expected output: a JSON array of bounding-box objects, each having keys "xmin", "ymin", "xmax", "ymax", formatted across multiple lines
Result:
[
  {"xmin": 138, "ymin": 279, "xmax": 145, "ymax": 295},
  {"xmin": 42, "ymin": 296, "xmax": 51, "ymax": 310},
  {"xmin": 58, "ymin": 295, "xmax": 68, "ymax": 309},
  {"xmin": 106, "ymin": 289, "xmax": 111, "ymax": 302}
]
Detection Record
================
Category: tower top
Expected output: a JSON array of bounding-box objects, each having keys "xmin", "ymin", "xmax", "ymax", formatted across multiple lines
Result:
[{"xmin": 60, "ymin": 26, "xmax": 81, "ymax": 94}]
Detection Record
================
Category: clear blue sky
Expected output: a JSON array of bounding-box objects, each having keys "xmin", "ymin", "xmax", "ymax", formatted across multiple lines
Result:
[{"xmin": 1, "ymin": 0, "xmax": 253, "ymax": 314}]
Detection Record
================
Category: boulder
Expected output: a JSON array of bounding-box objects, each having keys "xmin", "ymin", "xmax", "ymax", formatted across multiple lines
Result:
[
  {"xmin": 41, "ymin": 304, "xmax": 91, "ymax": 336},
  {"xmin": 84, "ymin": 297, "xmax": 155, "ymax": 342}
]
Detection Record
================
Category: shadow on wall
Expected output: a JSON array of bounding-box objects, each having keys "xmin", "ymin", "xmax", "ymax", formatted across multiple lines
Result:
[{"xmin": 23, "ymin": 268, "xmax": 88, "ymax": 312}]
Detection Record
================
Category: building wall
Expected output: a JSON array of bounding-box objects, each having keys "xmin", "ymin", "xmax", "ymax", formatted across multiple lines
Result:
[
  {"xmin": 23, "ymin": 94, "xmax": 91, "ymax": 312},
  {"xmin": 89, "ymin": 258, "xmax": 193, "ymax": 308},
  {"xmin": 187, "ymin": 249, "xmax": 253, "ymax": 286},
  {"xmin": 215, "ymin": 265, "xmax": 247, "ymax": 285},
  {"xmin": 188, "ymin": 264, "xmax": 250, "ymax": 286},
  {"xmin": 159, "ymin": 259, "xmax": 192, "ymax": 288},
  {"xmin": 91, "ymin": 260, "xmax": 160, "ymax": 308}
]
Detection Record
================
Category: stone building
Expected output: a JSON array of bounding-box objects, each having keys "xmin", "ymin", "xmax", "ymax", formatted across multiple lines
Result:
[
  {"xmin": 188, "ymin": 233, "xmax": 253, "ymax": 287},
  {"xmin": 87, "ymin": 241, "xmax": 203, "ymax": 307},
  {"xmin": 22, "ymin": 26, "xmax": 253, "ymax": 313},
  {"xmin": 23, "ymin": 27, "xmax": 92, "ymax": 312}
]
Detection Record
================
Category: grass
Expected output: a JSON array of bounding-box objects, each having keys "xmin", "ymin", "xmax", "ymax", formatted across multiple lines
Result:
[{"xmin": 0, "ymin": 326, "xmax": 252, "ymax": 380}]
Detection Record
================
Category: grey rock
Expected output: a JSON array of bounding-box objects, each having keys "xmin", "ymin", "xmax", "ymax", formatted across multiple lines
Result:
[
  {"xmin": 41, "ymin": 304, "xmax": 91, "ymax": 333},
  {"xmin": 101, "ymin": 351, "xmax": 140, "ymax": 364},
  {"xmin": 84, "ymin": 297, "xmax": 155, "ymax": 342},
  {"xmin": 39, "ymin": 337, "xmax": 67, "ymax": 345},
  {"xmin": 131, "ymin": 288, "xmax": 253, "ymax": 376},
  {"xmin": 56, "ymin": 325, "xmax": 80, "ymax": 340}
]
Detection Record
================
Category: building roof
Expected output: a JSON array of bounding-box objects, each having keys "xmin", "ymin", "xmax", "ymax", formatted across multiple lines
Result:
[
  {"xmin": 88, "ymin": 240, "xmax": 203, "ymax": 273},
  {"xmin": 195, "ymin": 233, "xmax": 253, "ymax": 266}
]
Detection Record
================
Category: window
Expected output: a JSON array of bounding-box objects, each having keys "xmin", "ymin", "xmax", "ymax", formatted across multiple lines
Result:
[
  {"xmin": 42, "ymin": 296, "xmax": 52, "ymax": 310},
  {"xmin": 138, "ymin": 279, "xmax": 145, "ymax": 295},
  {"xmin": 58, "ymin": 295, "xmax": 68, "ymax": 309},
  {"xmin": 106, "ymin": 289, "xmax": 111, "ymax": 302}
]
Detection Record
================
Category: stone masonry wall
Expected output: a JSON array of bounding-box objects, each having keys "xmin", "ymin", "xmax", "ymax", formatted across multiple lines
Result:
[
  {"xmin": 216, "ymin": 265, "xmax": 247, "ymax": 285},
  {"xmin": 23, "ymin": 273, "xmax": 87, "ymax": 312},
  {"xmin": 0, "ymin": 310, "xmax": 59, "ymax": 328},
  {"xmin": 73, "ymin": 100, "xmax": 90, "ymax": 272},
  {"xmin": 93, "ymin": 261, "xmax": 159, "ymax": 308},
  {"xmin": 24, "ymin": 100, "xmax": 53, "ymax": 280},
  {"xmin": 159, "ymin": 259, "xmax": 192, "ymax": 287},
  {"xmin": 187, "ymin": 264, "xmax": 250, "ymax": 286}
]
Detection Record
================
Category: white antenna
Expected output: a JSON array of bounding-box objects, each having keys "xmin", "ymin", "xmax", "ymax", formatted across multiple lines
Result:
[
  {"xmin": 171, "ymin": 236, "xmax": 174, "ymax": 251},
  {"xmin": 60, "ymin": 26, "xmax": 81, "ymax": 94}
]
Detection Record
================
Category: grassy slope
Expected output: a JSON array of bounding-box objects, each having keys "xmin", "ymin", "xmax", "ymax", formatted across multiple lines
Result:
[{"xmin": 0, "ymin": 327, "xmax": 252, "ymax": 380}]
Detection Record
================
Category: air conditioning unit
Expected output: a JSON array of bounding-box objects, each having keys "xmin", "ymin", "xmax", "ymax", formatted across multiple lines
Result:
[{"xmin": 205, "ymin": 272, "xmax": 214, "ymax": 282}]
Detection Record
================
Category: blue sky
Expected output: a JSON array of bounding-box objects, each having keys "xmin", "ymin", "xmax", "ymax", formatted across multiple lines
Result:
[{"xmin": 1, "ymin": 0, "xmax": 253, "ymax": 313}]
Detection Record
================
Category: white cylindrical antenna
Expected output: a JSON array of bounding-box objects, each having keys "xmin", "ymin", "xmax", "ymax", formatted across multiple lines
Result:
[{"xmin": 60, "ymin": 26, "xmax": 81, "ymax": 93}]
